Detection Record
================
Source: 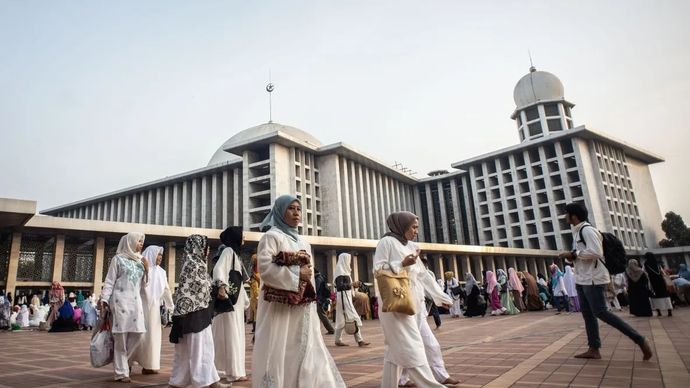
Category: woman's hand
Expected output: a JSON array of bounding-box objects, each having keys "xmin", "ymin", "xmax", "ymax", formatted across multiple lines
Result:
[
  {"xmin": 299, "ymin": 265, "xmax": 313, "ymax": 281},
  {"xmin": 402, "ymin": 253, "xmax": 418, "ymax": 267},
  {"xmin": 217, "ymin": 287, "xmax": 229, "ymax": 300}
]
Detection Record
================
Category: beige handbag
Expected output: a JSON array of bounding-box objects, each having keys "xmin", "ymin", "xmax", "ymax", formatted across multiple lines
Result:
[{"xmin": 375, "ymin": 267, "xmax": 416, "ymax": 315}]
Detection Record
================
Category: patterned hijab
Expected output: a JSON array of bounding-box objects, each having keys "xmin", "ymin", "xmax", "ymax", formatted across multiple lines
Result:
[
  {"xmin": 173, "ymin": 234, "xmax": 211, "ymax": 317},
  {"xmin": 383, "ymin": 211, "xmax": 418, "ymax": 245},
  {"xmin": 260, "ymin": 195, "xmax": 300, "ymax": 241},
  {"xmin": 626, "ymin": 259, "xmax": 645, "ymax": 283}
]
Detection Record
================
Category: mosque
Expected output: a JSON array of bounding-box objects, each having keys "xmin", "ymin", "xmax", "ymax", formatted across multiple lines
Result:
[
  {"xmin": 1, "ymin": 67, "xmax": 680, "ymax": 300},
  {"xmin": 43, "ymin": 66, "xmax": 665, "ymax": 252}
]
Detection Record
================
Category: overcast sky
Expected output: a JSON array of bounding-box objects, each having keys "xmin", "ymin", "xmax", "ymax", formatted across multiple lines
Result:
[{"xmin": 1, "ymin": 1, "xmax": 689, "ymax": 224}]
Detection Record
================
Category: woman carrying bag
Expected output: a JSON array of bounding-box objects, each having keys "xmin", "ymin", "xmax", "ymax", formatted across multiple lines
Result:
[
  {"xmin": 212, "ymin": 226, "xmax": 249, "ymax": 383},
  {"xmin": 333, "ymin": 252, "xmax": 370, "ymax": 347},
  {"xmin": 373, "ymin": 211, "xmax": 446, "ymax": 388}
]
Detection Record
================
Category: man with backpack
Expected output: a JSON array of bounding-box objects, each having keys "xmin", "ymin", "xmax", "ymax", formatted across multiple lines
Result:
[
  {"xmin": 314, "ymin": 268, "xmax": 335, "ymax": 334},
  {"xmin": 558, "ymin": 202, "xmax": 652, "ymax": 360}
]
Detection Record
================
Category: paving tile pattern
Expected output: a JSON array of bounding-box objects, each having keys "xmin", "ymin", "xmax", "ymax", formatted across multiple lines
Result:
[{"xmin": 0, "ymin": 308, "xmax": 688, "ymax": 387}]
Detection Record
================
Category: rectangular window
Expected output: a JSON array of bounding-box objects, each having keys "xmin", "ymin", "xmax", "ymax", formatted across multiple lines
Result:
[
  {"xmin": 528, "ymin": 122, "xmax": 543, "ymax": 136},
  {"xmin": 544, "ymin": 103, "xmax": 560, "ymax": 117},
  {"xmin": 525, "ymin": 106, "xmax": 539, "ymax": 121},
  {"xmin": 548, "ymin": 118, "xmax": 563, "ymax": 131}
]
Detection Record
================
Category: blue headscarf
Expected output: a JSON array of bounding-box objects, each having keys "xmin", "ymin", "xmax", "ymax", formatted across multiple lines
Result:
[
  {"xmin": 679, "ymin": 264, "xmax": 690, "ymax": 282},
  {"xmin": 260, "ymin": 195, "xmax": 301, "ymax": 241}
]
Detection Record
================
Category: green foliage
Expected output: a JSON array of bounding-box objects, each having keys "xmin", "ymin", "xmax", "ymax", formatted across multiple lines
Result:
[{"xmin": 659, "ymin": 212, "xmax": 690, "ymax": 247}]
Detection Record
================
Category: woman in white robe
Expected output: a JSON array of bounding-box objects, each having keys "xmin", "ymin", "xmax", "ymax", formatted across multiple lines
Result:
[
  {"xmin": 399, "ymin": 250, "xmax": 459, "ymax": 387},
  {"xmin": 212, "ymin": 226, "xmax": 249, "ymax": 383},
  {"xmin": 252, "ymin": 194, "xmax": 345, "ymax": 388},
  {"xmin": 443, "ymin": 271, "xmax": 462, "ymax": 318},
  {"xmin": 333, "ymin": 252, "xmax": 369, "ymax": 347},
  {"xmin": 131, "ymin": 245, "xmax": 173, "ymax": 374},
  {"xmin": 17, "ymin": 305, "xmax": 29, "ymax": 327},
  {"xmin": 374, "ymin": 211, "xmax": 446, "ymax": 388},
  {"xmin": 169, "ymin": 234, "xmax": 227, "ymax": 388},
  {"xmin": 100, "ymin": 232, "xmax": 147, "ymax": 383}
]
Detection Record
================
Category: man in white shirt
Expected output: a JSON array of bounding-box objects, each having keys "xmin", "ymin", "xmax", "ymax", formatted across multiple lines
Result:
[{"xmin": 558, "ymin": 203, "xmax": 652, "ymax": 360}]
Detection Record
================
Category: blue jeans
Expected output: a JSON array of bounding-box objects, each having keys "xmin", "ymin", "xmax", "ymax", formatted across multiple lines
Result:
[{"xmin": 576, "ymin": 284, "xmax": 645, "ymax": 349}]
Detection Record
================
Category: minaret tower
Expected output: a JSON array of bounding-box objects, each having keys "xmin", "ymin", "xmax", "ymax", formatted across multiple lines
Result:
[{"xmin": 511, "ymin": 66, "xmax": 575, "ymax": 142}]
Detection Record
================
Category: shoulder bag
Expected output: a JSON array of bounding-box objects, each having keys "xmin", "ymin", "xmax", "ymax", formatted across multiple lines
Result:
[{"xmin": 374, "ymin": 256, "xmax": 416, "ymax": 316}]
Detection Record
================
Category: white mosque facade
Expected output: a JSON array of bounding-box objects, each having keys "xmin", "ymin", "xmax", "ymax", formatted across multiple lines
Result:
[{"xmin": 43, "ymin": 68, "xmax": 665, "ymax": 252}]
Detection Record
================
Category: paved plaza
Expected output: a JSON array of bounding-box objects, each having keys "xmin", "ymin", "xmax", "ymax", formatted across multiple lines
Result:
[{"xmin": 0, "ymin": 308, "xmax": 688, "ymax": 388}]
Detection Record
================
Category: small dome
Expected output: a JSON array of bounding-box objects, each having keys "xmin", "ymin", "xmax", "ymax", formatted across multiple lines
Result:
[
  {"xmin": 513, "ymin": 67, "xmax": 565, "ymax": 109},
  {"xmin": 208, "ymin": 122, "xmax": 322, "ymax": 166}
]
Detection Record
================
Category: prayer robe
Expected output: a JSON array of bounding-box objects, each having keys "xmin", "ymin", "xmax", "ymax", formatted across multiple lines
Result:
[
  {"xmin": 212, "ymin": 247, "xmax": 249, "ymax": 380},
  {"xmin": 252, "ymin": 229, "xmax": 344, "ymax": 388}
]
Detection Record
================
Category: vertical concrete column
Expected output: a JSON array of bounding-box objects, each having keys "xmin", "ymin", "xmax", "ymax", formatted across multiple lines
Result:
[
  {"xmin": 5, "ymin": 232, "xmax": 22, "ymax": 298},
  {"xmin": 436, "ymin": 255, "xmax": 445, "ymax": 279},
  {"xmin": 529, "ymin": 258, "xmax": 539, "ymax": 276},
  {"xmin": 517, "ymin": 257, "xmax": 526, "ymax": 272},
  {"xmin": 451, "ymin": 255, "xmax": 459, "ymax": 279},
  {"xmin": 498, "ymin": 256, "xmax": 507, "ymax": 271},
  {"xmin": 540, "ymin": 258, "xmax": 549, "ymax": 277},
  {"xmin": 351, "ymin": 254, "xmax": 360, "ymax": 282},
  {"xmin": 364, "ymin": 252, "xmax": 374, "ymax": 282},
  {"xmin": 507, "ymin": 256, "xmax": 517, "ymax": 270},
  {"xmin": 52, "ymin": 234, "xmax": 66, "ymax": 282},
  {"xmin": 92, "ymin": 237, "xmax": 105, "ymax": 294},
  {"xmin": 484, "ymin": 256, "xmax": 496, "ymax": 273},
  {"xmin": 166, "ymin": 242, "xmax": 176, "ymax": 289},
  {"xmin": 326, "ymin": 250, "xmax": 337, "ymax": 283},
  {"xmin": 474, "ymin": 256, "xmax": 485, "ymax": 282},
  {"xmin": 462, "ymin": 255, "xmax": 472, "ymax": 279}
]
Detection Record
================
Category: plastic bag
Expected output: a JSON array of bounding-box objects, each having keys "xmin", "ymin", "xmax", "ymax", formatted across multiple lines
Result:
[{"xmin": 90, "ymin": 310, "xmax": 114, "ymax": 368}]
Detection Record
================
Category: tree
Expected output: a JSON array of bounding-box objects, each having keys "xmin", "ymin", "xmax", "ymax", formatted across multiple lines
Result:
[{"xmin": 659, "ymin": 211, "xmax": 690, "ymax": 247}]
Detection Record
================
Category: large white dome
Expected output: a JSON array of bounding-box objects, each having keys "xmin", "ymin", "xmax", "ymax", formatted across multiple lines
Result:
[
  {"xmin": 208, "ymin": 122, "xmax": 322, "ymax": 166},
  {"xmin": 513, "ymin": 67, "xmax": 565, "ymax": 109}
]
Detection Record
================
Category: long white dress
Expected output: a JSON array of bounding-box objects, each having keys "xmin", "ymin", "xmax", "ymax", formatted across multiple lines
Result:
[
  {"xmin": 212, "ymin": 247, "xmax": 249, "ymax": 380},
  {"xmin": 101, "ymin": 255, "xmax": 146, "ymax": 379},
  {"xmin": 373, "ymin": 236, "xmax": 445, "ymax": 388},
  {"xmin": 444, "ymin": 278, "xmax": 462, "ymax": 317},
  {"xmin": 252, "ymin": 229, "xmax": 345, "ymax": 388},
  {"xmin": 132, "ymin": 268, "xmax": 173, "ymax": 370},
  {"xmin": 333, "ymin": 253, "xmax": 364, "ymax": 344},
  {"xmin": 400, "ymin": 259, "xmax": 454, "ymax": 385}
]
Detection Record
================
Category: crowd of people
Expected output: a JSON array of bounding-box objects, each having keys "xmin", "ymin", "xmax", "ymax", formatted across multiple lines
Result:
[{"xmin": 2, "ymin": 199, "xmax": 690, "ymax": 388}]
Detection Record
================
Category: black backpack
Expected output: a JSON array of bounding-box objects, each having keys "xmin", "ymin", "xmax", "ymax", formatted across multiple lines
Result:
[
  {"xmin": 315, "ymin": 273, "xmax": 332, "ymax": 300},
  {"xmin": 579, "ymin": 225, "xmax": 627, "ymax": 274}
]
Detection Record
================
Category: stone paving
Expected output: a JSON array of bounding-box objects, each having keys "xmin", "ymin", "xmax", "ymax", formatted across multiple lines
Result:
[{"xmin": 0, "ymin": 308, "xmax": 688, "ymax": 388}]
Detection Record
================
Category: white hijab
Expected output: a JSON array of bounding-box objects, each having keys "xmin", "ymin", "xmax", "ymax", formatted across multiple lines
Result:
[
  {"xmin": 142, "ymin": 245, "xmax": 166, "ymax": 310},
  {"xmin": 334, "ymin": 253, "xmax": 352, "ymax": 280},
  {"xmin": 563, "ymin": 265, "xmax": 577, "ymax": 296},
  {"xmin": 18, "ymin": 305, "xmax": 29, "ymax": 327}
]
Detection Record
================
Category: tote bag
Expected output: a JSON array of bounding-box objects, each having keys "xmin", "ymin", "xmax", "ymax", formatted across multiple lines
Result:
[{"xmin": 375, "ymin": 267, "xmax": 415, "ymax": 316}]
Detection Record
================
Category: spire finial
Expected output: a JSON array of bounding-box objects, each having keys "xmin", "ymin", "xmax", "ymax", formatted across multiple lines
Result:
[
  {"xmin": 528, "ymin": 50, "xmax": 536, "ymax": 72},
  {"xmin": 266, "ymin": 70, "xmax": 274, "ymax": 123}
]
